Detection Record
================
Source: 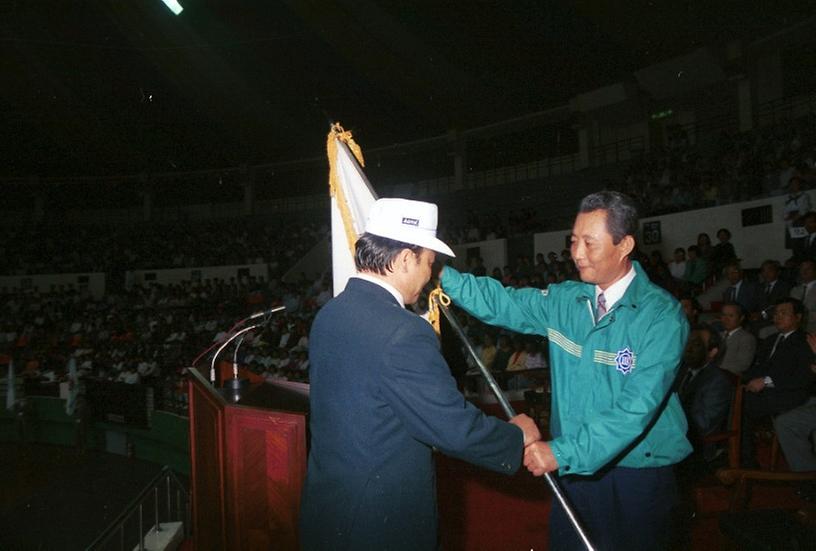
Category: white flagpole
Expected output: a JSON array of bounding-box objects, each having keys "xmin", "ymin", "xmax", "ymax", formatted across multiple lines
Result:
[{"xmin": 6, "ymin": 359, "xmax": 15, "ymax": 411}]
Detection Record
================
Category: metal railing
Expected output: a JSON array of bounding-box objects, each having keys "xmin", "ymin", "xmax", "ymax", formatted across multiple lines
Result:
[{"xmin": 86, "ymin": 466, "xmax": 190, "ymax": 551}]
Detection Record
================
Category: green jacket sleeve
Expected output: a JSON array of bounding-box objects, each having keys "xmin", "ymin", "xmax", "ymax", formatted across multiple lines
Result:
[
  {"xmin": 549, "ymin": 302, "xmax": 689, "ymax": 475},
  {"xmin": 440, "ymin": 267, "xmax": 550, "ymax": 335}
]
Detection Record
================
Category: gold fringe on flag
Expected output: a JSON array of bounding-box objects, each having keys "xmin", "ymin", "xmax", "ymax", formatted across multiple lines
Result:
[
  {"xmin": 327, "ymin": 123, "xmax": 365, "ymax": 257},
  {"xmin": 427, "ymin": 283, "xmax": 450, "ymax": 336}
]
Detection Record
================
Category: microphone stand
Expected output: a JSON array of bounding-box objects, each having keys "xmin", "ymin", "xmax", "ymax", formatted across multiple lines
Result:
[
  {"xmin": 209, "ymin": 324, "xmax": 262, "ymax": 385},
  {"xmin": 434, "ymin": 296, "xmax": 596, "ymax": 551},
  {"xmin": 190, "ymin": 306, "xmax": 286, "ymax": 386}
]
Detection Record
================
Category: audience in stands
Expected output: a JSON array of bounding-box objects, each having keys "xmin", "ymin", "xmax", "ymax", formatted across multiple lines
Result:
[{"xmin": 5, "ymin": 111, "xmax": 816, "ymax": 484}]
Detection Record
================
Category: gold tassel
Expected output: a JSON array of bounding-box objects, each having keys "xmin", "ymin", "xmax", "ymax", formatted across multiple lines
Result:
[
  {"xmin": 327, "ymin": 123, "xmax": 366, "ymax": 257},
  {"xmin": 427, "ymin": 283, "xmax": 451, "ymax": 336}
]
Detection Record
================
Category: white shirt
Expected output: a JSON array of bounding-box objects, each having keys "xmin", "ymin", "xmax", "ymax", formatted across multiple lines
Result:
[
  {"xmin": 595, "ymin": 265, "xmax": 637, "ymax": 315},
  {"xmin": 668, "ymin": 260, "xmax": 686, "ymax": 280},
  {"xmin": 354, "ymin": 273, "xmax": 405, "ymax": 307}
]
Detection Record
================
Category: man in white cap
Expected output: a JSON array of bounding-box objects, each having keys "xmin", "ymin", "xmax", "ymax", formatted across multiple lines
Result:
[{"xmin": 300, "ymin": 198, "xmax": 540, "ymax": 550}]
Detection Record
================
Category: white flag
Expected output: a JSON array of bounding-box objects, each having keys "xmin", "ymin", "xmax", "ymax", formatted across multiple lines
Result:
[
  {"xmin": 66, "ymin": 356, "xmax": 79, "ymax": 415},
  {"xmin": 6, "ymin": 360, "xmax": 14, "ymax": 411},
  {"xmin": 327, "ymin": 125, "xmax": 378, "ymax": 296}
]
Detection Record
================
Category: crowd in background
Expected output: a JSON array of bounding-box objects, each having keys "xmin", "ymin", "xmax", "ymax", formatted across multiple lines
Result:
[
  {"xmin": 2, "ymin": 112, "xmax": 815, "ymax": 484},
  {"xmin": 619, "ymin": 115, "xmax": 816, "ymax": 215},
  {"xmin": 0, "ymin": 219, "xmax": 326, "ymax": 276},
  {"xmin": 1, "ymin": 224, "xmax": 330, "ymax": 413}
]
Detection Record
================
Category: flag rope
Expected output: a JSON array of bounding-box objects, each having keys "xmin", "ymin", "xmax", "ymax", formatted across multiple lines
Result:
[
  {"xmin": 327, "ymin": 123, "xmax": 365, "ymax": 258},
  {"xmin": 427, "ymin": 284, "xmax": 450, "ymax": 335}
]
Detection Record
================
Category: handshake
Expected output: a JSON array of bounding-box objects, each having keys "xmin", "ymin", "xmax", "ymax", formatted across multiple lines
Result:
[{"xmin": 510, "ymin": 414, "xmax": 559, "ymax": 477}]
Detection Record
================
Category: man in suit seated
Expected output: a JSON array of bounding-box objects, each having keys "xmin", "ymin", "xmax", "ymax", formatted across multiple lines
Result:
[
  {"xmin": 300, "ymin": 198, "xmax": 540, "ymax": 550},
  {"xmin": 751, "ymin": 260, "xmax": 792, "ymax": 337},
  {"xmin": 719, "ymin": 302, "xmax": 757, "ymax": 376},
  {"xmin": 741, "ymin": 297, "xmax": 816, "ymax": 467},
  {"xmin": 679, "ymin": 328, "xmax": 733, "ymax": 462},
  {"xmin": 793, "ymin": 210, "xmax": 816, "ymax": 263},
  {"xmin": 790, "ymin": 259, "xmax": 816, "ymax": 334},
  {"xmin": 722, "ymin": 261, "xmax": 761, "ymax": 317}
]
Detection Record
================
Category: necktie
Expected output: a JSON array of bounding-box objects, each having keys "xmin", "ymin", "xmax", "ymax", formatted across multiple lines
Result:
[
  {"xmin": 765, "ymin": 283, "xmax": 772, "ymax": 296},
  {"xmin": 596, "ymin": 292, "xmax": 607, "ymax": 322},
  {"xmin": 770, "ymin": 333, "xmax": 785, "ymax": 358},
  {"xmin": 729, "ymin": 286, "xmax": 737, "ymax": 302}
]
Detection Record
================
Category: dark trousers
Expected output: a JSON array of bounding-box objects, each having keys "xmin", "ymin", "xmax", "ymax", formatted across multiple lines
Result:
[
  {"xmin": 549, "ymin": 465, "xmax": 677, "ymax": 551},
  {"xmin": 740, "ymin": 390, "xmax": 804, "ymax": 467}
]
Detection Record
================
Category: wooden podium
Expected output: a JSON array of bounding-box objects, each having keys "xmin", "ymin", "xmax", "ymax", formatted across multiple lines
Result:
[{"xmin": 187, "ymin": 367, "xmax": 309, "ymax": 550}]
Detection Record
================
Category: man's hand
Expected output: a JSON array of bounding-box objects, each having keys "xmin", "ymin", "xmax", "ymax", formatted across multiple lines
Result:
[
  {"xmin": 509, "ymin": 413, "xmax": 541, "ymax": 447},
  {"xmin": 745, "ymin": 377, "xmax": 766, "ymax": 393},
  {"xmin": 524, "ymin": 441, "xmax": 559, "ymax": 476},
  {"xmin": 807, "ymin": 333, "xmax": 816, "ymax": 354}
]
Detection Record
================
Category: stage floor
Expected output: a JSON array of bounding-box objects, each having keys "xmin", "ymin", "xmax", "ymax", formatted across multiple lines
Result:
[{"xmin": 0, "ymin": 442, "xmax": 164, "ymax": 550}]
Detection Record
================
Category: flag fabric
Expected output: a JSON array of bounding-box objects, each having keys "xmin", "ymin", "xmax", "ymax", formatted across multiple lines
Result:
[
  {"xmin": 327, "ymin": 123, "xmax": 379, "ymax": 296},
  {"xmin": 65, "ymin": 356, "xmax": 79, "ymax": 416},
  {"xmin": 5, "ymin": 359, "xmax": 14, "ymax": 411}
]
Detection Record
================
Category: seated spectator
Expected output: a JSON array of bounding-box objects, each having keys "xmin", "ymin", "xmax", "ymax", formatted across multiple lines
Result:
[
  {"xmin": 697, "ymin": 233, "xmax": 714, "ymax": 264},
  {"xmin": 793, "ymin": 210, "xmax": 816, "ymax": 262},
  {"xmin": 480, "ymin": 334, "xmax": 497, "ymax": 371},
  {"xmin": 741, "ymin": 297, "xmax": 816, "ymax": 467},
  {"xmin": 722, "ymin": 261, "xmax": 761, "ymax": 315},
  {"xmin": 773, "ymin": 333, "xmax": 816, "ymax": 475},
  {"xmin": 718, "ymin": 302, "xmax": 756, "ymax": 375},
  {"xmin": 752, "ymin": 259, "xmax": 792, "ymax": 336},
  {"xmin": 492, "ymin": 335, "xmax": 513, "ymax": 372},
  {"xmin": 117, "ymin": 365, "xmax": 141, "ymax": 385},
  {"xmin": 784, "ymin": 177, "xmax": 812, "ymax": 250},
  {"xmin": 668, "ymin": 248, "xmax": 687, "ymax": 281},
  {"xmin": 679, "ymin": 296, "xmax": 704, "ymax": 329},
  {"xmin": 680, "ymin": 328, "xmax": 732, "ymax": 462},
  {"xmin": 711, "ymin": 228, "xmax": 737, "ymax": 275},
  {"xmin": 523, "ymin": 340, "xmax": 547, "ymax": 370},
  {"xmin": 682, "ymin": 245, "xmax": 708, "ymax": 290},
  {"xmin": 505, "ymin": 338, "xmax": 527, "ymax": 371},
  {"xmin": 790, "ymin": 259, "xmax": 816, "ymax": 333}
]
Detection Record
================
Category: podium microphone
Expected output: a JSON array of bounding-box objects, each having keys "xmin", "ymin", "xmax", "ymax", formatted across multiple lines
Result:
[
  {"xmin": 192, "ymin": 305, "xmax": 286, "ymax": 385},
  {"xmin": 248, "ymin": 305, "xmax": 286, "ymax": 321}
]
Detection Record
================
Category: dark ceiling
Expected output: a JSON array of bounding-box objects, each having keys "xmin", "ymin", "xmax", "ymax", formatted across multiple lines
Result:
[{"xmin": 1, "ymin": 0, "xmax": 814, "ymax": 181}]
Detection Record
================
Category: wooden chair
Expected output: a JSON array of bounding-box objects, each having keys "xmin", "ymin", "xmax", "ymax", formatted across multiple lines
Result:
[
  {"xmin": 711, "ymin": 383, "xmax": 816, "ymax": 511},
  {"xmin": 701, "ymin": 371, "xmax": 743, "ymax": 469}
]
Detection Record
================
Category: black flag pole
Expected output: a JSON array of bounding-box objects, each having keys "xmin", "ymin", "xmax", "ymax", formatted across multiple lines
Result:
[{"xmin": 434, "ymin": 297, "xmax": 596, "ymax": 551}]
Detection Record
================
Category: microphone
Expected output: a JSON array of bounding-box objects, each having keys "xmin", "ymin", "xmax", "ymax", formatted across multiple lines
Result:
[
  {"xmin": 190, "ymin": 305, "xmax": 287, "ymax": 383},
  {"xmin": 248, "ymin": 305, "xmax": 286, "ymax": 320}
]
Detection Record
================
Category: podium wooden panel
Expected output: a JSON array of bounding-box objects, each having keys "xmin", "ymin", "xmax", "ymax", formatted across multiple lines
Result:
[{"xmin": 188, "ymin": 368, "xmax": 307, "ymax": 550}]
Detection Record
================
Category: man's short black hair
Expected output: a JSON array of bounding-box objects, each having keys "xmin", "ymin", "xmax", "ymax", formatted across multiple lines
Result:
[
  {"xmin": 721, "ymin": 300, "xmax": 745, "ymax": 318},
  {"xmin": 354, "ymin": 233, "xmax": 422, "ymax": 275},
  {"xmin": 775, "ymin": 296, "xmax": 805, "ymax": 317},
  {"xmin": 578, "ymin": 190, "xmax": 639, "ymax": 245}
]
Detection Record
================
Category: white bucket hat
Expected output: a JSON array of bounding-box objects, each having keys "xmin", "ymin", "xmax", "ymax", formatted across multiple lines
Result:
[{"xmin": 364, "ymin": 198, "xmax": 455, "ymax": 257}]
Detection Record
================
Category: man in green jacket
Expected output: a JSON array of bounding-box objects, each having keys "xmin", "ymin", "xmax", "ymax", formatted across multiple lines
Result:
[{"xmin": 441, "ymin": 191, "xmax": 691, "ymax": 551}]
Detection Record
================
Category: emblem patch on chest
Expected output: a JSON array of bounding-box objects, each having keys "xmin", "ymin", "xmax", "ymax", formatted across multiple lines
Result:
[{"xmin": 615, "ymin": 347, "xmax": 635, "ymax": 375}]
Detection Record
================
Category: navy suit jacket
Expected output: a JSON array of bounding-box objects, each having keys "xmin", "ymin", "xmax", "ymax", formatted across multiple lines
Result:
[
  {"xmin": 745, "ymin": 330, "xmax": 815, "ymax": 414},
  {"xmin": 723, "ymin": 279, "xmax": 762, "ymax": 314},
  {"xmin": 299, "ymin": 278, "xmax": 522, "ymax": 550}
]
